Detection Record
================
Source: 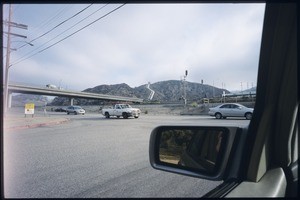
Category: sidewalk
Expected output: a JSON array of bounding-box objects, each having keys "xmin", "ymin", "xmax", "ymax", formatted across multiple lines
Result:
[{"xmin": 3, "ymin": 113, "xmax": 70, "ymax": 130}]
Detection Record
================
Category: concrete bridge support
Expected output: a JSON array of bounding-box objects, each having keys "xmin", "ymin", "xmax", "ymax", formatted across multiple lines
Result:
[
  {"xmin": 70, "ymin": 98, "xmax": 74, "ymax": 106},
  {"xmin": 8, "ymin": 92, "xmax": 12, "ymax": 108}
]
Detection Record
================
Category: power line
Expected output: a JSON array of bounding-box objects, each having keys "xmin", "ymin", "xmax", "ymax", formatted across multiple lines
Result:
[
  {"xmin": 11, "ymin": 4, "xmax": 110, "ymax": 65},
  {"xmin": 29, "ymin": 5, "xmax": 72, "ymax": 37},
  {"xmin": 11, "ymin": 4, "xmax": 125, "ymax": 67},
  {"xmin": 16, "ymin": 4, "xmax": 93, "ymax": 50}
]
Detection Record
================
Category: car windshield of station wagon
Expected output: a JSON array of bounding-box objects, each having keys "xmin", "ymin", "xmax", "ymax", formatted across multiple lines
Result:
[{"xmin": 3, "ymin": 3, "xmax": 265, "ymax": 198}]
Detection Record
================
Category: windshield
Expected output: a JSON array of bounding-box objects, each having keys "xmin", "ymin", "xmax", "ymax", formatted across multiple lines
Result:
[
  {"xmin": 121, "ymin": 104, "xmax": 131, "ymax": 109},
  {"xmin": 3, "ymin": 3, "xmax": 265, "ymax": 198}
]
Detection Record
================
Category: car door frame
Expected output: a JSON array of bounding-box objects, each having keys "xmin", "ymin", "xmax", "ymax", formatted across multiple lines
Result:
[{"xmin": 204, "ymin": 2, "xmax": 298, "ymax": 197}]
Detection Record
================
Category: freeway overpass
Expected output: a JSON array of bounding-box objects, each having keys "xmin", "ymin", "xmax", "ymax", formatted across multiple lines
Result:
[
  {"xmin": 6, "ymin": 83, "xmax": 143, "ymax": 107},
  {"xmin": 224, "ymin": 91, "xmax": 256, "ymax": 97}
]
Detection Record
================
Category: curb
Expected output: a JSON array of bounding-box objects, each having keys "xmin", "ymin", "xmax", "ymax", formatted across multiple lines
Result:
[{"xmin": 7, "ymin": 118, "xmax": 70, "ymax": 130}]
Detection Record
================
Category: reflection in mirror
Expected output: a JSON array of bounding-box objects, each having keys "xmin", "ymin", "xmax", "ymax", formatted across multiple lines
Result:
[{"xmin": 159, "ymin": 128, "xmax": 225, "ymax": 174}]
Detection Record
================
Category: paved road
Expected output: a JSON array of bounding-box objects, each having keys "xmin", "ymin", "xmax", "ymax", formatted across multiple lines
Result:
[{"xmin": 4, "ymin": 113, "xmax": 250, "ymax": 198}]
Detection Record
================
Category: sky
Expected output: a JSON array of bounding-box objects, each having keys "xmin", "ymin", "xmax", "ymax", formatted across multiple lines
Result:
[{"xmin": 3, "ymin": 3, "xmax": 265, "ymax": 92}]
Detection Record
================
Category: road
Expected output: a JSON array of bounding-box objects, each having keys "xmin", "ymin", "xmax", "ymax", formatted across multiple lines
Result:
[{"xmin": 4, "ymin": 113, "xmax": 250, "ymax": 198}]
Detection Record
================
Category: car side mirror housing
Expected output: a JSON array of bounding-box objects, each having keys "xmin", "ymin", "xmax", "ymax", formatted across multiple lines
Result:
[{"xmin": 149, "ymin": 126, "xmax": 242, "ymax": 181}]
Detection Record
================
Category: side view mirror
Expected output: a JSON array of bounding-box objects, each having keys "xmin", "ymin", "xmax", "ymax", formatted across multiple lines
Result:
[{"xmin": 149, "ymin": 126, "xmax": 245, "ymax": 181}]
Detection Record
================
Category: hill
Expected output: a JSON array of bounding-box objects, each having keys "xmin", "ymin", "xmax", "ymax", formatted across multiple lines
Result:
[{"xmin": 50, "ymin": 80, "xmax": 229, "ymax": 105}]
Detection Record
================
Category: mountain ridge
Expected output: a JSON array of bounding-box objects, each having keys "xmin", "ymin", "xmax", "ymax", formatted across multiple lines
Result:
[{"xmin": 50, "ymin": 80, "xmax": 230, "ymax": 105}]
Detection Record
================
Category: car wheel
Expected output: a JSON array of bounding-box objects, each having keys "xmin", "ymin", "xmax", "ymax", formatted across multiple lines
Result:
[
  {"xmin": 245, "ymin": 112, "xmax": 252, "ymax": 120},
  {"xmin": 134, "ymin": 116, "xmax": 139, "ymax": 118},
  {"xmin": 67, "ymin": 112, "xmax": 69, "ymax": 115},
  {"xmin": 75, "ymin": 112, "xmax": 78, "ymax": 115},
  {"xmin": 105, "ymin": 112, "xmax": 110, "ymax": 118},
  {"xmin": 117, "ymin": 116, "xmax": 120, "ymax": 118},
  {"xmin": 215, "ymin": 113, "xmax": 222, "ymax": 119},
  {"xmin": 122, "ymin": 113, "xmax": 128, "ymax": 119}
]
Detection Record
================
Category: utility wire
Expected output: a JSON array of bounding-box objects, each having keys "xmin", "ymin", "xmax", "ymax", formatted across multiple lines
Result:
[
  {"xmin": 16, "ymin": 4, "xmax": 93, "ymax": 50},
  {"xmin": 29, "ymin": 5, "xmax": 72, "ymax": 38},
  {"xmin": 11, "ymin": 4, "xmax": 110, "ymax": 65},
  {"xmin": 11, "ymin": 4, "xmax": 126, "ymax": 67}
]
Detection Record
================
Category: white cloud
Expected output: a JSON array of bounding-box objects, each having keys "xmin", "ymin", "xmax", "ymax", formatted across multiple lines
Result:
[{"xmin": 7, "ymin": 3, "xmax": 265, "ymax": 91}]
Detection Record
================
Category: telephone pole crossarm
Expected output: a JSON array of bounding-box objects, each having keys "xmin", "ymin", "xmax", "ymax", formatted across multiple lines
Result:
[
  {"xmin": 3, "ymin": 31, "xmax": 27, "ymax": 38},
  {"xmin": 3, "ymin": 20, "xmax": 28, "ymax": 29}
]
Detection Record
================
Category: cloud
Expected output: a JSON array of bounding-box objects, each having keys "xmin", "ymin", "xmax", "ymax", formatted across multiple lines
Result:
[{"xmin": 7, "ymin": 3, "xmax": 265, "ymax": 91}]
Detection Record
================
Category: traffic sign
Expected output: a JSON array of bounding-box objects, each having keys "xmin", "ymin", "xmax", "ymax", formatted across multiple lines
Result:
[{"xmin": 25, "ymin": 103, "xmax": 34, "ymax": 115}]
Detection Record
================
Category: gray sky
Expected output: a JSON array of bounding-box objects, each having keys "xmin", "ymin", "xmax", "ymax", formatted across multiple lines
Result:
[{"xmin": 3, "ymin": 3, "xmax": 265, "ymax": 92}]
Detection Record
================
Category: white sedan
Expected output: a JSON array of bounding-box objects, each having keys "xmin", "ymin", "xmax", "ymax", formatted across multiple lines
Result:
[
  {"xmin": 66, "ymin": 106, "xmax": 85, "ymax": 115},
  {"xmin": 208, "ymin": 103, "xmax": 254, "ymax": 120}
]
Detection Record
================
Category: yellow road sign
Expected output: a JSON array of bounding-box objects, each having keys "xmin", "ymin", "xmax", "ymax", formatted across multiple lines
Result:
[
  {"xmin": 25, "ymin": 103, "xmax": 34, "ymax": 109},
  {"xmin": 25, "ymin": 103, "xmax": 35, "ymax": 115}
]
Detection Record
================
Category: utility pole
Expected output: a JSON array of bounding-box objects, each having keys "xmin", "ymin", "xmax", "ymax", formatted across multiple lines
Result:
[
  {"xmin": 181, "ymin": 70, "xmax": 188, "ymax": 107},
  {"xmin": 3, "ymin": 4, "xmax": 29, "ymax": 115},
  {"xmin": 212, "ymin": 81, "xmax": 215, "ymax": 98},
  {"xmin": 4, "ymin": 4, "xmax": 13, "ymax": 116},
  {"xmin": 241, "ymin": 82, "xmax": 243, "ymax": 93}
]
